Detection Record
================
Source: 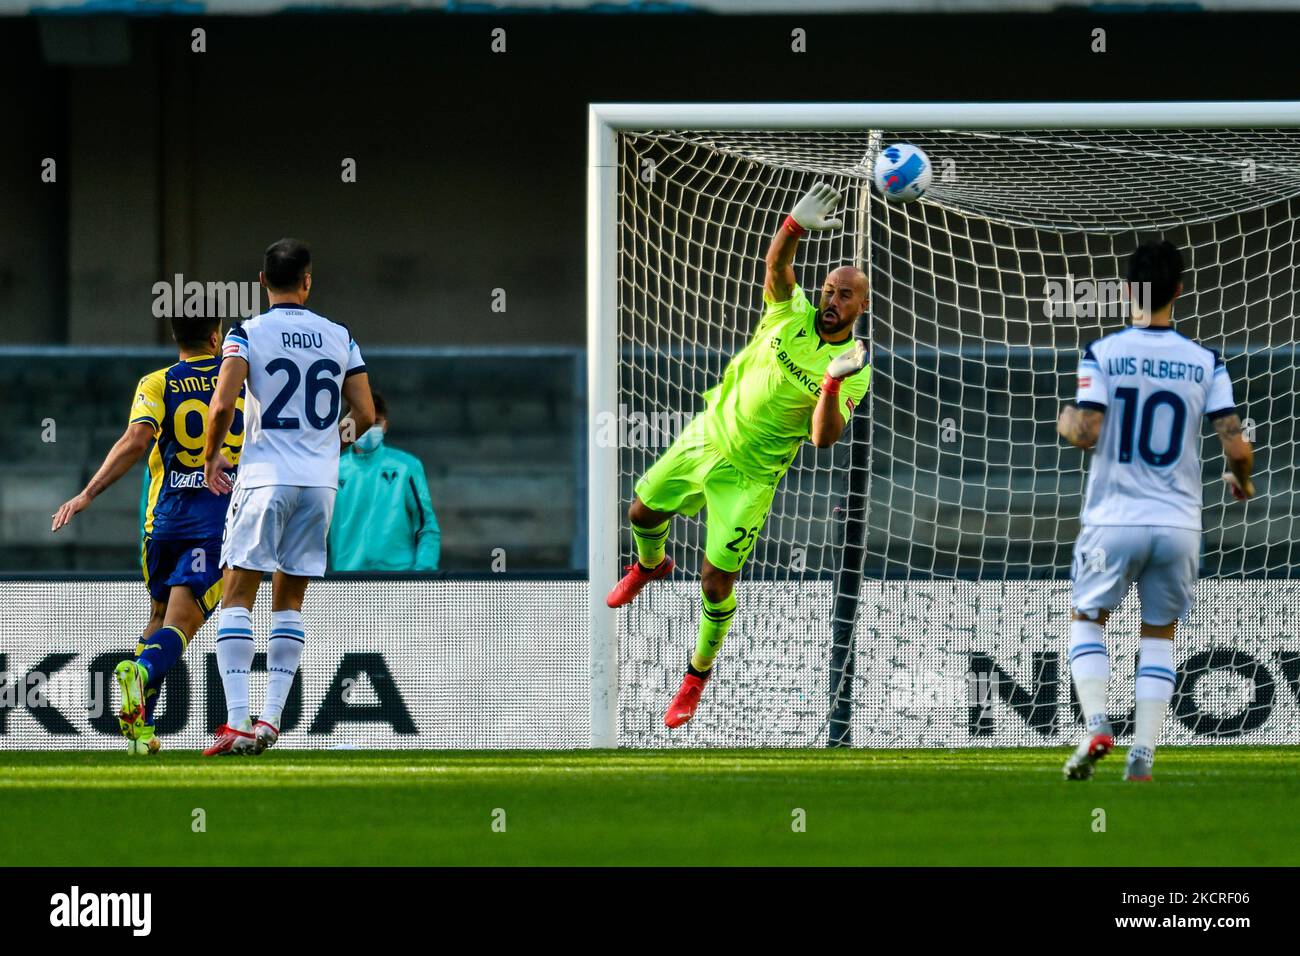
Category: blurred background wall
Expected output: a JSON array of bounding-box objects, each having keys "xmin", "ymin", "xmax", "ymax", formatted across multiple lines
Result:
[{"xmin": 3, "ymin": 4, "xmax": 1300, "ymax": 572}]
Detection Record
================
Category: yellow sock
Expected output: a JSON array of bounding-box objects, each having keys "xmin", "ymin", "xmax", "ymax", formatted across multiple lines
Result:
[
  {"xmin": 692, "ymin": 591, "xmax": 736, "ymax": 672},
  {"xmin": 632, "ymin": 519, "xmax": 669, "ymax": 570}
]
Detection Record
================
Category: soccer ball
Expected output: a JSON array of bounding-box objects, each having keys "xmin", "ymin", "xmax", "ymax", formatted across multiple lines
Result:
[
  {"xmin": 127, "ymin": 736, "xmax": 161, "ymax": 756},
  {"xmin": 873, "ymin": 143, "xmax": 932, "ymax": 202}
]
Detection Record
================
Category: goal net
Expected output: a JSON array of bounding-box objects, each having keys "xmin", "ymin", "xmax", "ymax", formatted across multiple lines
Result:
[{"xmin": 603, "ymin": 113, "xmax": 1300, "ymax": 748}]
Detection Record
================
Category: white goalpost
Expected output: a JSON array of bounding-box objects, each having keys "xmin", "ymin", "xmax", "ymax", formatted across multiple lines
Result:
[{"xmin": 588, "ymin": 102, "xmax": 1300, "ymax": 750}]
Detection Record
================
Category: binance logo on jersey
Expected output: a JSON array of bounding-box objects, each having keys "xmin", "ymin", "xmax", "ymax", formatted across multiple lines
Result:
[{"xmin": 768, "ymin": 336, "xmax": 821, "ymax": 396}]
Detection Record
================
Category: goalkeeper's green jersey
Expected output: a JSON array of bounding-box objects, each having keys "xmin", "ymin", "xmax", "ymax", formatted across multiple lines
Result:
[{"xmin": 699, "ymin": 284, "xmax": 871, "ymax": 484}]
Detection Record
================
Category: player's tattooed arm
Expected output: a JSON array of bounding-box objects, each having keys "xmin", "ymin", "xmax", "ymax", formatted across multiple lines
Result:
[
  {"xmin": 204, "ymin": 356, "xmax": 247, "ymax": 494},
  {"xmin": 1057, "ymin": 404, "xmax": 1103, "ymax": 449},
  {"xmin": 51, "ymin": 421, "xmax": 153, "ymax": 532},
  {"xmin": 339, "ymin": 371, "xmax": 376, "ymax": 449},
  {"xmin": 765, "ymin": 183, "xmax": 844, "ymax": 304},
  {"xmin": 1213, "ymin": 412, "xmax": 1255, "ymax": 501}
]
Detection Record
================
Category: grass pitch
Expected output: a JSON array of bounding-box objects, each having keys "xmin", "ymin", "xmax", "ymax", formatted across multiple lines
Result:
[{"xmin": 2, "ymin": 748, "xmax": 1297, "ymax": 866}]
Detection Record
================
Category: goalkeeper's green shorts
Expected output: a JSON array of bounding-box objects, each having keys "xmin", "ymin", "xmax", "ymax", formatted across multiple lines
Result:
[{"xmin": 634, "ymin": 417, "xmax": 778, "ymax": 573}]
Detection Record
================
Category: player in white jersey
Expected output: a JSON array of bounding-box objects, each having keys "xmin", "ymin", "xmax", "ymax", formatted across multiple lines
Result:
[
  {"xmin": 1056, "ymin": 240, "xmax": 1254, "ymax": 782},
  {"xmin": 200, "ymin": 238, "xmax": 375, "ymax": 755}
]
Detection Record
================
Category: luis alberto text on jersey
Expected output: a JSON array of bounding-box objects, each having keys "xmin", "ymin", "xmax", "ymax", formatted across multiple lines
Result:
[
  {"xmin": 701, "ymin": 284, "xmax": 871, "ymax": 483},
  {"xmin": 1075, "ymin": 325, "xmax": 1237, "ymax": 531},
  {"xmin": 222, "ymin": 304, "xmax": 366, "ymax": 489}
]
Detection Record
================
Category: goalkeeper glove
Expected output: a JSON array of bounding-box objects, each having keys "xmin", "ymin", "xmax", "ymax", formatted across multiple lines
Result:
[
  {"xmin": 784, "ymin": 183, "xmax": 844, "ymax": 235},
  {"xmin": 822, "ymin": 339, "xmax": 868, "ymax": 395}
]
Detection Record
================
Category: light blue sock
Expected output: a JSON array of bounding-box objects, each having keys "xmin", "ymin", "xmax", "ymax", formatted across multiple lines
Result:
[
  {"xmin": 263, "ymin": 610, "xmax": 304, "ymax": 727},
  {"xmin": 1133, "ymin": 637, "xmax": 1176, "ymax": 751},
  {"xmin": 216, "ymin": 606, "xmax": 255, "ymax": 727},
  {"xmin": 1069, "ymin": 619, "xmax": 1110, "ymax": 732}
]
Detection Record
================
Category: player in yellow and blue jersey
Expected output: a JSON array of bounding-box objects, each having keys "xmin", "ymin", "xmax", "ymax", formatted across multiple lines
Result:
[{"xmin": 52, "ymin": 315, "xmax": 245, "ymax": 754}]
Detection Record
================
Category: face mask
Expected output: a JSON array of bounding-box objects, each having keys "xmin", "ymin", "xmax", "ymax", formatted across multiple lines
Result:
[{"xmin": 354, "ymin": 425, "xmax": 384, "ymax": 453}]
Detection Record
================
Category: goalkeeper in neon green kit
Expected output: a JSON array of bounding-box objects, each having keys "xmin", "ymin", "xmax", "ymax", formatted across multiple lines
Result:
[{"xmin": 606, "ymin": 183, "xmax": 872, "ymax": 728}]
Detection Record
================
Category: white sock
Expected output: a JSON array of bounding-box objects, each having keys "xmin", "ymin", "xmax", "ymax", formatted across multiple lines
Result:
[
  {"xmin": 216, "ymin": 606, "xmax": 255, "ymax": 730},
  {"xmin": 1133, "ymin": 637, "xmax": 1176, "ymax": 752},
  {"xmin": 1069, "ymin": 619, "xmax": 1110, "ymax": 733},
  {"xmin": 263, "ymin": 610, "xmax": 305, "ymax": 728}
]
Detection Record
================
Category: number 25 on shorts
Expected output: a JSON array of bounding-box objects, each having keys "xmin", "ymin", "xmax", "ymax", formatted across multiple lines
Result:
[{"xmin": 725, "ymin": 525, "xmax": 759, "ymax": 555}]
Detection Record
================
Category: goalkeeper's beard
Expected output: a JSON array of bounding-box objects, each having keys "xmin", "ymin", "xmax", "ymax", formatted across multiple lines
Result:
[{"xmin": 816, "ymin": 307, "xmax": 855, "ymax": 337}]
